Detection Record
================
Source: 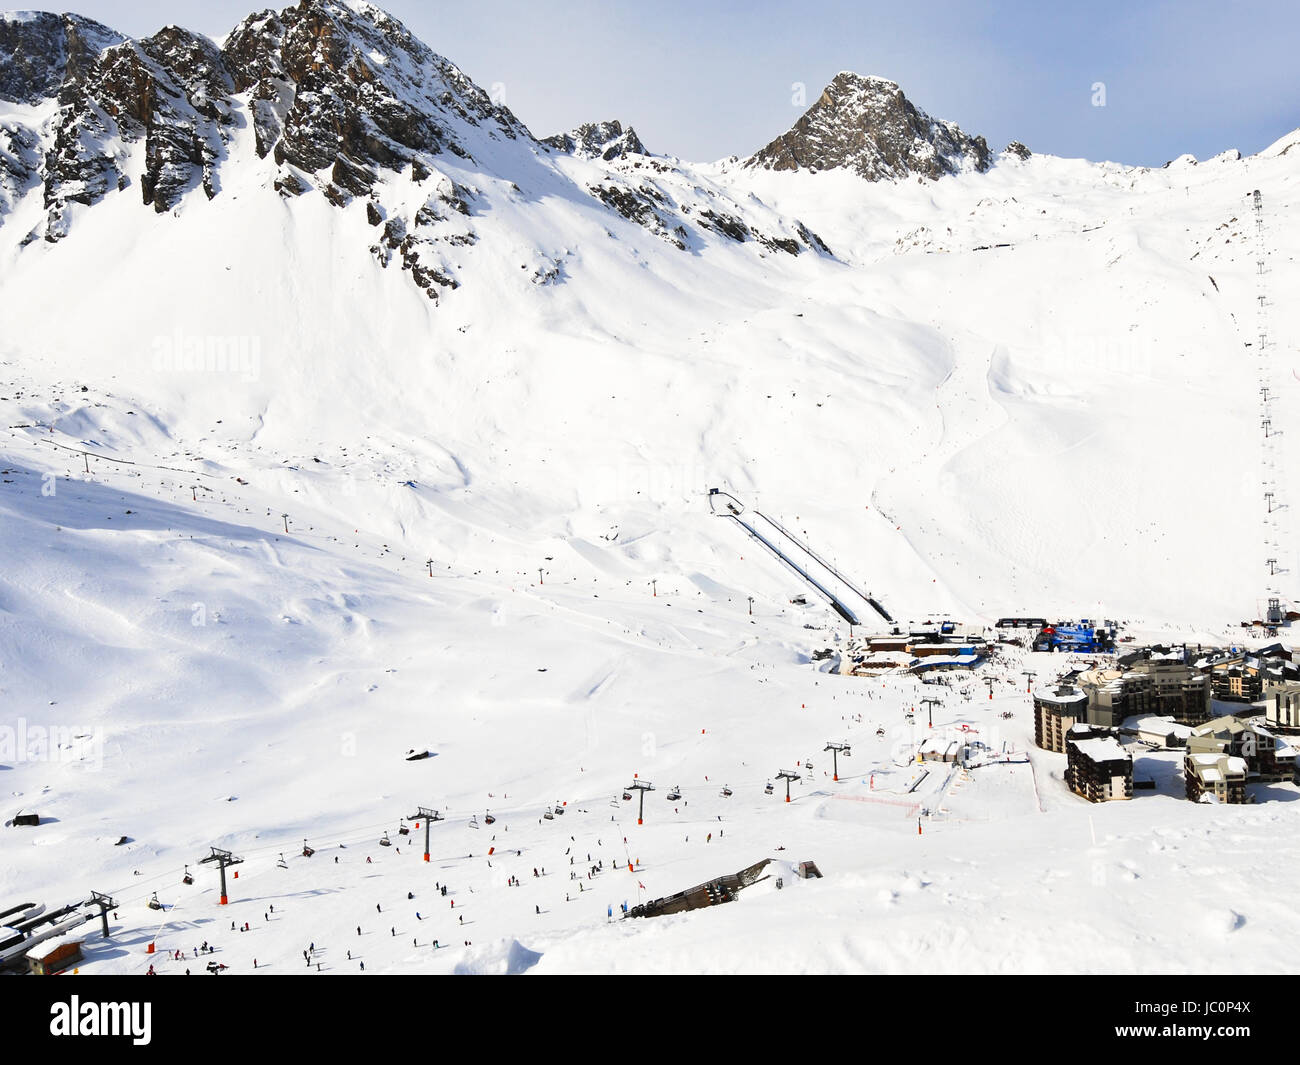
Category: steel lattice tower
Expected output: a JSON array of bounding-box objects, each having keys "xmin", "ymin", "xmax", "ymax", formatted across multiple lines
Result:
[{"xmin": 1251, "ymin": 190, "xmax": 1288, "ymax": 624}]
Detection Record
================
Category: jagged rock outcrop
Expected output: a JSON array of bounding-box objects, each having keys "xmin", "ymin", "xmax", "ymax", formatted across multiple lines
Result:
[
  {"xmin": 0, "ymin": 118, "xmax": 41, "ymax": 218},
  {"xmin": 0, "ymin": 0, "xmax": 833, "ymax": 288},
  {"xmin": 222, "ymin": 0, "xmax": 529, "ymax": 193},
  {"xmin": 746, "ymin": 72, "xmax": 991, "ymax": 181},
  {"xmin": 1003, "ymin": 140, "xmax": 1031, "ymax": 161},
  {"xmin": 543, "ymin": 120, "xmax": 646, "ymax": 161},
  {"xmin": 0, "ymin": 12, "xmax": 122, "ymax": 104}
]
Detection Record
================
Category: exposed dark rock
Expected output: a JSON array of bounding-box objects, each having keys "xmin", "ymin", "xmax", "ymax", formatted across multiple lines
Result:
[
  {"xmin": 747, "ymin": 72, "xmax": 990, "ymax": 182},
  {"xmin": 697, "ymin": 209, "xmax": 749, "ymax": 242},
  {"xmin": 0, "ymin": 12, "xmax": 123, "ymax": 104},
  {"xmin": 588, "ymin": 182, "xmax": 685, "ymax": 249},
  {"xmin": 0, "ymin": 121, "xmax": 41, "ymax": 215},
  {"xmin": 796, "ymin": 221, "xmax": 832, "ymax": 256},
  {"xmin": 543, "ymin": 120, "xmax": 647, "ymax": 161},
  {"xmin": 274, "ymin": 170, "xmax": 309, "ymax": 197}
]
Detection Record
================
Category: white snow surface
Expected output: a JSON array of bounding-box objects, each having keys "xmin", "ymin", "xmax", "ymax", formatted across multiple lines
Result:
[{"xmin": 1, "ymin": 62, "xmax": 1300, "ymax": 972}]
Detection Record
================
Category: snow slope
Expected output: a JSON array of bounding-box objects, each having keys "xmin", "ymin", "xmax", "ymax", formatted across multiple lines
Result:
[{"xmin": 2, "ymin": 2, "xmax": 1300, "ymax": 975}]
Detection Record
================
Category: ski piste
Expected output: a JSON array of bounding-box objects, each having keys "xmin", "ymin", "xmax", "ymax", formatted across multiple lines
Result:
[{"xmin": 710, "ymin": 489, "xmax": 892, "ymax": 625}]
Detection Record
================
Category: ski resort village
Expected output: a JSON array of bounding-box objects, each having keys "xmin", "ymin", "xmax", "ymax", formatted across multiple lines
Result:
[{"xmin": 1, "ymin": 0, "xmax": 1300, "ymax": 983}]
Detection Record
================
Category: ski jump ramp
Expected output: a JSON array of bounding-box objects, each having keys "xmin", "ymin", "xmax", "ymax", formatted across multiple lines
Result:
[{"xmin": 709, "ymin": 489, "xmax": 894, "ymax": 625}]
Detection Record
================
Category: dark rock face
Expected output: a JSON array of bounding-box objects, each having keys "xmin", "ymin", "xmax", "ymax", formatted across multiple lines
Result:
[
  {"xmin": 0, "ymin": 1, "xmax": 833, "ymax": 288},
  {"xmin": 543, "ymin": 120, "xmax": 646, "ymax": 161},
  {"xmin": 0, "ymin": 13, "xmax": 127, "ymax": 233},
  {"xmin": 224, "ymin": 0, "xmax": 530, "ymax": 192},
  {"xmin": 0, "ymin": 120, "xmax": 41, "ymax": 215},
  {"xmin": 697, "ymin": 209, "xmax": 749, "ymax": 242},
  {"xmin": 1004, "ymin": 141, "xmax": 1032, "ymax": 161},
  {"xmin": 588, "ymin": 182, "xmax": 685, "ymax": 249},
  {"xmin": 747, "ymin": 72, "xmax": 991, "ymax": 182},
  {"xmin": 0, "ymin": 12, "xmax": 123, "ymax": 105}
]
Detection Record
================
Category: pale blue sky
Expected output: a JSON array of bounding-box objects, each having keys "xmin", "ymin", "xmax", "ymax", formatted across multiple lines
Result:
[{"xmin": 41, "ymin": 0, "xmax": 1300, "ymax": 165}]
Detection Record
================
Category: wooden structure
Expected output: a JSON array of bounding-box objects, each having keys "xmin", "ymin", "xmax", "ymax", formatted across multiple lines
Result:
[{"xmin": 27, "ymin": 937, "xmax": 83, "ymax": 975}]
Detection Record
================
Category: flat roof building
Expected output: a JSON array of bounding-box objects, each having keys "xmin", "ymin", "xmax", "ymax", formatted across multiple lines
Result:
[
  {"xmin": 1065, "ymin": 725, "xmax": 1133, "ymax": 803},
  {"xmin": 1033, "ymin": 683, "xmax": 1088, "ymax": 753}
]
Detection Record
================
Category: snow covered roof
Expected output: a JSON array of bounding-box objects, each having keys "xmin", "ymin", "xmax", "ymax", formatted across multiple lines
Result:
[
  {"xmin": 24, "ymin": 931, "xmax": 82, "ymax": 959},
  {"xmin": 1188, "ymin": 752, "xmax": 1248, "ymax": 780},
  {"xmin": 1034, "ymin": 684, "xmax": 1086, "ymax": 705},
  {"xmin": 1123, "ymin": 714, "xmax": 1193, "ymax": 739},
  {"xmin": 910, "ymin": 653, "xmax": 980, "ymax": 669},
  {"xmin": 1070, "ymin": 736, "xmax": 1130, "ymax": 763}
]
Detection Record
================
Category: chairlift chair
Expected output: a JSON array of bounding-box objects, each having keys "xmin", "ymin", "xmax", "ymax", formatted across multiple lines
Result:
[
  {"xmin": 666, "ymin": 787, "xmax": 681, "ymax": 801},
  {"xmin": 764, "ymin": 781, "xmax": 774, "ymax": 795},
  {"xmin": 468, "ymin": 816, "xmax": 479, "ymax": 830},
  {"xmin": 398, "ymin": 825, "xmax": 410, "ymax": 836},
  {"xmin": 720, "ymin": 786, "xmax": 733, "ymax": 798},
  {"xmin": 484, "ymin": 813, "xmax": 496, "ymax": 825},
  {"xmin": 621, "ymin": 791, "xmax": 632, "ymax": 801},
  {"xmin": 302, "ymin": 841, "xmax": 316, "ymax": 857},
  {"xmin": 182, "ymin": 866, "xmax": 194, "ymax": 886},
  {"xmin": 805, "ymin": 759, "xmax": 814, "ymax": 770},
  {"xmin": 554, "ymin": 804, "xmax": 565, "ymax": 815},
  {"xmin": 543, "ymin": 809, "xmax": 555, "ymax": 821},
  {"xmin": 147, "ymin": 892, "xmax": 162, "ymax": 911},
  {"xmin": 380, "ymin": 831, "xmax": 393, "ymax": 846}
]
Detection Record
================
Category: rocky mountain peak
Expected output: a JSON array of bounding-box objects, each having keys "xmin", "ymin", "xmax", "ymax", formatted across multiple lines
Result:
[
  {"xmin": 0, "ymin": 1, "xmax": 831, "ymax": 295},
  {"xmin": 0, "ymin": 11, "xmax": 122, "ymax": 103},
  {"xmin": 543, "ymin": 120, "xmax": 646, "ymax": 161},
  {"xmin": 746, "ymin": 71, "xmax": 991, "ymax": 181}
]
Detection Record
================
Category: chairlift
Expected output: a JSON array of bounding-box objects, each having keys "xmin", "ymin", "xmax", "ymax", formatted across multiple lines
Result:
[
  {"xmin": 805, "ymin": 759, "xmax": 814, "ymax": 771},
  {"xmin": 764, "ymin": 781, "xmax": 774, "ymax": 795},
  {"xmin": 720, "ymin": 786, "xmax": 733, "ymax": 798},
  {"xmin": 182, "ymin": 866, "xmax": 194, "ymax": 886},
  {"xmin": 302, "ymin": 840, "xmax": 316, "ymax": 857},
  {"xmin": 484, "ymin": 813, "xmax": 496, "ymax": 826},
  {"xmin": 621, "ymin": 791, "xmax": 632, "ymax": 801},
  {"xmin": 468, "ymin": 816, "xmax": 479, "ymax": 830},
  {"xmin": 666, "ymin": 786, "xmax": 681, "ymax": 802},
  {"xmin": 380, "ymin": 831, "xmax": 393, "ymax": 846},
  {"xmin": 147, "ymin": 892, "xmax": 162, "ymax": 911},
  {"xmin": 543, "ymin": 809, "xmax": 555, "ymax": 821},
  {"xmin": 553, "ymin": 804, "xmax": 565, "ymax": 816},
  {"xmin": 398, "ymin": 825, "xmax": 410, "ymax": 836}
]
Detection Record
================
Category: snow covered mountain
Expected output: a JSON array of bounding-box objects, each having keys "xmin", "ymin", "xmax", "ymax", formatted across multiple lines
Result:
[
  {"xmin": 542, "ymin": 120, "xmax": 646, "ymax": 162},
  {"xmin": 0, "ymin": 1, "xmax": 829, "ymax": 293},
  {"xmin": 3, "ymin": 0, "xmax": 1300, "ymax": 976},
  {"xmin": 745, "ymin": 71, "xmax": 993, "ymax": 181}
]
